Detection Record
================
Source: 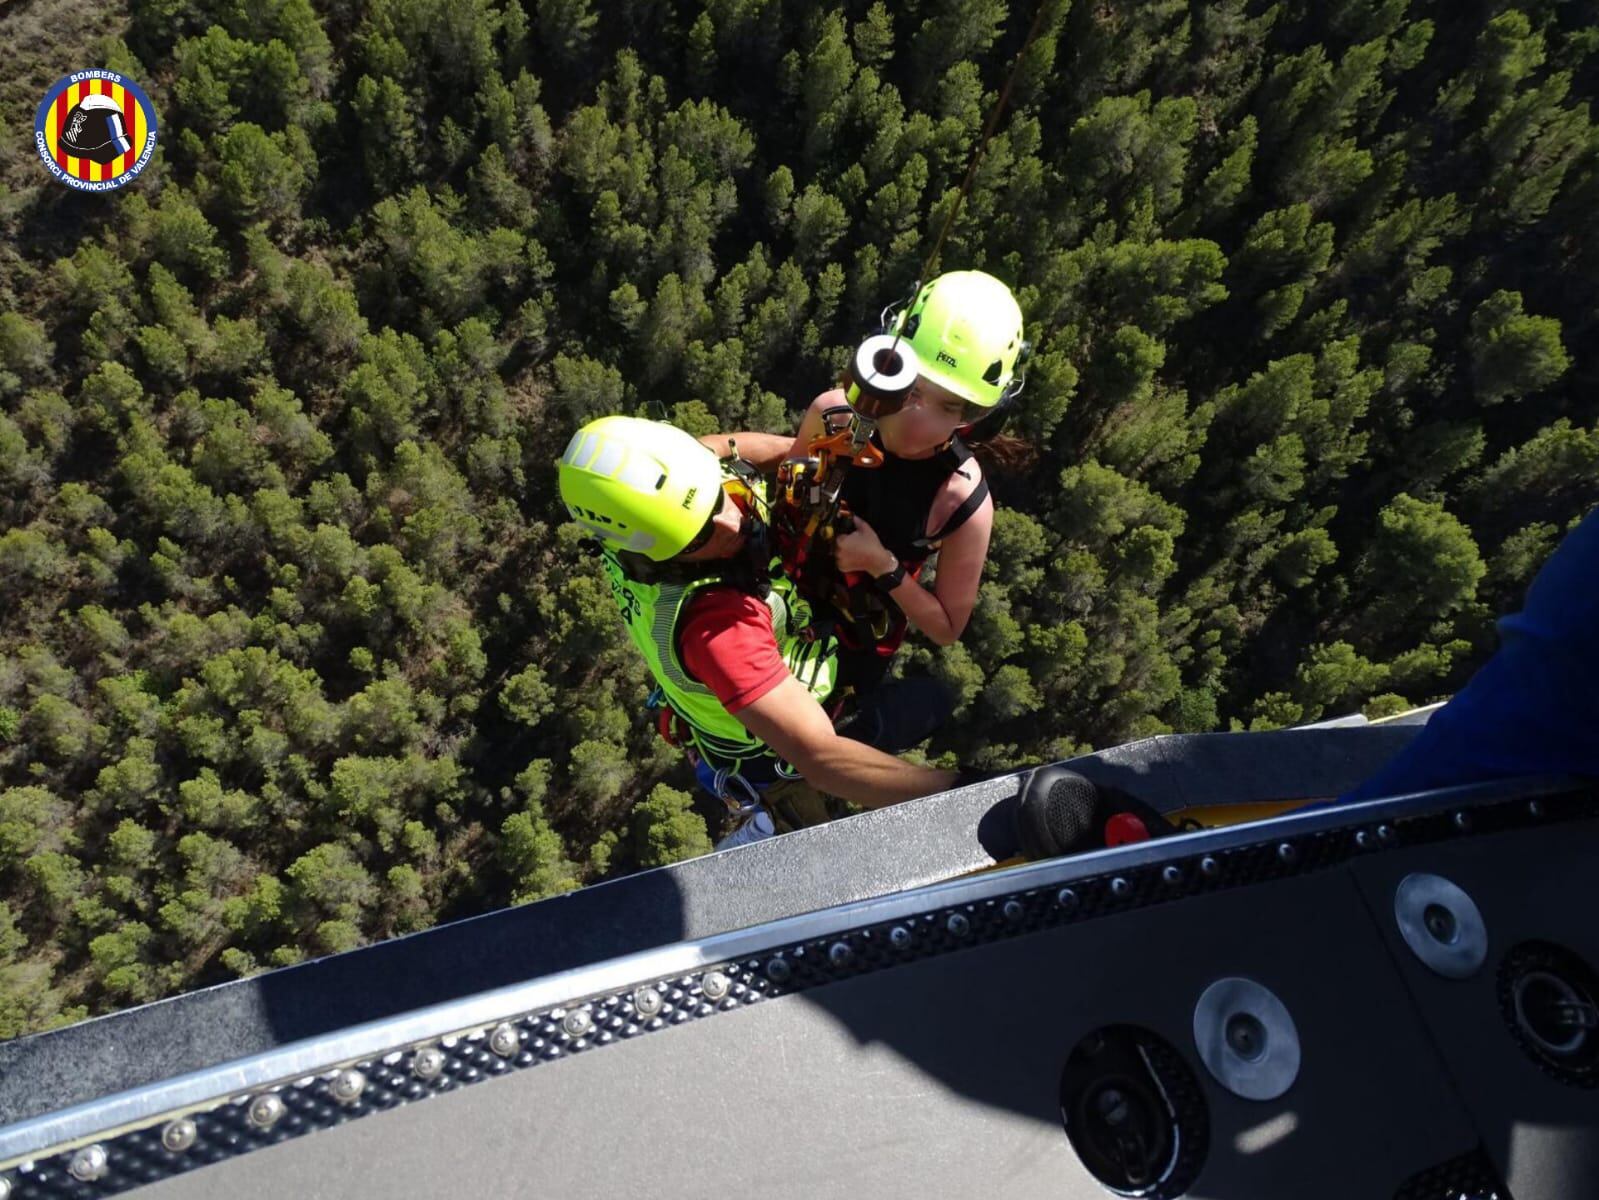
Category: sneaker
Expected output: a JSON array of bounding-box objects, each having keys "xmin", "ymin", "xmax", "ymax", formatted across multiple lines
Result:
[{"xmin": 715, "ymin": 805, "xmax": 777, "ymax": 850}]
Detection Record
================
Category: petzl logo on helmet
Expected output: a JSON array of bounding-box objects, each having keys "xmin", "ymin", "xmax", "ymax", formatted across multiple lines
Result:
[{"xmin": 34, "ymin": 72, "xmax": 158, "ymax": 192}]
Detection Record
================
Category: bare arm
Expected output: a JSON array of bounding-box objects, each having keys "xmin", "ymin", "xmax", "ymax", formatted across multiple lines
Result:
[
  {"xmin": 696, "ymin": 431, "xmax": 795, "ymax": 470},
  {"xmin": 736, "ymin": 674, "xmax": 957, "ymax": 808},
  {"xmin": 793, "ymin": 389, "xmax": 846, "ymax": 454},
  {"xmin": 834, "ymin": 475, "xmax": 994, "ymax": 646},
  {"xmin": 884, "ymin": 496, "xmax": 992, "ymax": 645},
  {"xmin": 698, "ymin": 388, "xmax": 850, "ymax": 470}
]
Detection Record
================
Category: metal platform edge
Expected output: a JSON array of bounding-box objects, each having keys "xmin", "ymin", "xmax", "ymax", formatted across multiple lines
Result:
[{"xmin": 0, "ymin": 723, "xmax": 1422, "ymax": 1127}]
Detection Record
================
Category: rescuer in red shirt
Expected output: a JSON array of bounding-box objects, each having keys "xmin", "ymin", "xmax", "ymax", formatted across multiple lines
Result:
[{"xmin": 559, "ymin": 415, "xmax": 961, "ymax": 847}]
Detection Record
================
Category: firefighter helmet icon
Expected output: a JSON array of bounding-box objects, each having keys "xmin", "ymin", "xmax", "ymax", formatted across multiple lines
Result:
[
  {"xmin": 60, "ymin": 94, "xmax": 133, "ymax": 164},
  {"xmin": 33, "ymin": 71, "xmax": 158, "ymax": 191}
]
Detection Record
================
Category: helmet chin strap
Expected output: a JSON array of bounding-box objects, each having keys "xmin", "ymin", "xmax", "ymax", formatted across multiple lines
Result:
[{"xmin": 721, "ymin": 510, "xmax": 774, "ymax": 599}]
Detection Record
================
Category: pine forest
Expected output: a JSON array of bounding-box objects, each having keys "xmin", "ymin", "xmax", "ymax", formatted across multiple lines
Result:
[{"xmin": 1, "ymin": 0, "xmax": 1597, "ymax": 1035}]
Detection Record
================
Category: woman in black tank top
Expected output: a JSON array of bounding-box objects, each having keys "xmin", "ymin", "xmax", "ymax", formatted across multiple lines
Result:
[
  {"xmin": 709, "ymin": 270, "xmax": 1028, "ymax": 735},
  {"xmin": 790, "ymin": 378, "xmax": 996, "ymax": 696}
]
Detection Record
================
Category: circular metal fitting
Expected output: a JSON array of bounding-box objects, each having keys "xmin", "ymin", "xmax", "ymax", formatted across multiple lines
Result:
[
  {"xmin": 563, "ymin": 1008, "xmax": 594, "ymax": 1038},
  {"xmin": 1003, "ymin": 900, "xmax": 1024, "ymax": 922},
  {"xmin": 1276, "ymin": 842, "xmax": 1296, "ymax": 864},
  {"xmin": 703, "ymin": 970, "xmax": 731, "ymax": 1001},
  {"xmin": 1057, "ymin": 887, "xmax": 1079, "ymax": 911},
  {"xmin": 634, "ymin": 985, "xmax": 664, "ymax": 1016},
  {"xmin": 1110, "ymin": 877, "xmax": 1131, "ymax": 898},
  {"xmin": 1377, "ymin": 824, "xmax": 1395, "ymax": 844},
  {"xmin": 489, "ymin": 1022, "xmax": 520, "ymax": 1058},
  {"xmin": 764, "ymin": 957, "xmax": 792, "ymax": 984},
  {"xmin": 946, "ymin": 913, "xmax": 970, "ymax": 937},
  {"xmin": 161, "ymin": 1118, "xmax": 197, "ymax": 1153},
  {"xmin": 1162, "ymin": 865, "xmax": 1182, "ymax": 886},
  {"xmin": 1394, "ymin": 873, "xmax": 1488, "ymax": 979},
  {"xmin": 412, "ymin": 1046, "xmax": 446, "ymax": 1080},
  {"xmin": 1199, "ymin": 856, "xmax": 1219, "ymax": 878},
  {"xmin": 829, "ymin": 941, "xmax": 854, "ymax": 967},
  {"xmin": 1193, "ymin": 978, "xmax": 1302, "ymax": 1101},
  {"xmin": 889, "ymin": 925, "xmax": 912, "ymax": 949},
  {"xmin": 247, "ymin": 1093, "xmax": 286, "ymax": 1129},
  {"xmin": 330, "ymin": 1069, "xmax": 366, "ymax": 1104},
  {"xmin": 1453, "ymin": 810, "xmax": 1471, "ymax": 831},
  {"xmin": 0, "ymin": 1173, "xmax": 11, "ymax": 1199},
  {"xmin": 1513, "ymin": 970, "xmax": 1592, "ymax": 1058},
  {"xmin": 851, "ymin": 333, "xmax": 922, "ymax": 404},
  {"xmin": 69, "ymin": 1145, "xmax": 109, "ymax": 1182},
  {"xmin": 1529, "ymin": 799, "xmax": 1544, "ymax": 819},
  {"xmin": 1355, "ymin": 830, "xmax": 1372, "ymax": 849}
]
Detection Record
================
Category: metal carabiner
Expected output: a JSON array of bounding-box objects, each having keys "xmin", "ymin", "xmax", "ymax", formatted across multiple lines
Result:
[{"xmin": 711, "ymin": 765, "xmax": 764, "ymax": 816}]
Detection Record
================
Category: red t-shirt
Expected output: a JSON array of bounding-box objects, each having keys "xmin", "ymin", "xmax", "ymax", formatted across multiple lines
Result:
[{"xmin": 677, "ymin": 586, "xmax": 788, "ymax": 714}]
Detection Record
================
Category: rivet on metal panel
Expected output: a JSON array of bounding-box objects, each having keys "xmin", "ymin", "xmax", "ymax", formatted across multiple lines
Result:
[
  {"xmin": 331, "ymin": 1069, "xmax": 366, "ymax": 1104},
  {"xmin": 161, "ymin": 1118, "xmax": 198, "ymax": 1153},
  {"xmin": 489, "ymin": 1023, "xmax": 519, "ymax": 1058},
  {"xmin": 412, "ymin": 1047, "xmax": 446, "ymax": 1081},
  {"xmin": 247, "ymin": 1093, "xmax": 285, "ymax": 1129},
  {"xmin": 634, "ymin": 985, "xmax": 665, "ymax": 1015},
  {"xmin": 69, "ymin": 1145, "xmax": 108, "ymax": 1182}
]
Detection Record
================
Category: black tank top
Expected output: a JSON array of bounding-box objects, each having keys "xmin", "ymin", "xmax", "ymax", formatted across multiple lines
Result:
[
  {"xmin": 838, "ymin": 432, "xmax": 989, "ymax": 571},
  {"xmin": 818, "ymin": 430, "xmax": 991, "ymax": 666}
]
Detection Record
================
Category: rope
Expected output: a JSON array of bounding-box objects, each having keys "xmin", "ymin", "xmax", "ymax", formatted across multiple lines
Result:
[{"xmin": 888, "ymin": 0, "xmax": 1054, "ymax": 361}]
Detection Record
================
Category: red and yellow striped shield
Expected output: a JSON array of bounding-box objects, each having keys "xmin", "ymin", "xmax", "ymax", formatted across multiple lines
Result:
[{"xmin": 33, "ymin": 71, "xmax": 159, "ymax": 192}]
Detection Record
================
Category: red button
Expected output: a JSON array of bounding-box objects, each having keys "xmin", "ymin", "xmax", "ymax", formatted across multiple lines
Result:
[{"xmin": 1104, "ymin": 813, "xmax": 1151, "ymax": 847}]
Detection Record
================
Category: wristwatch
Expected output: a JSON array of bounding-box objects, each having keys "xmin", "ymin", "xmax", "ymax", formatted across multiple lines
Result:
[{"xmin": 873, "ymin": 556, "xmax": 907, "ymax": 591}]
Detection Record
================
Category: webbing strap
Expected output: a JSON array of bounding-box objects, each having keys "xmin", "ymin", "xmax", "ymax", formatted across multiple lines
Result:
[{"xmin": 919, "ymin": 476, "xmax": 990, "ymax": 550}]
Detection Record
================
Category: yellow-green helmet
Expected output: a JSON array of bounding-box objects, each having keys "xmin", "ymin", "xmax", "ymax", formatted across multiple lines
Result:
[
  {"xmin": 891, "ymin": 270, "xmax": 1025, "ymax": 408},
  {"xmin": 557, "ymin": 416, "xmax": 722, "ymax": 561}
]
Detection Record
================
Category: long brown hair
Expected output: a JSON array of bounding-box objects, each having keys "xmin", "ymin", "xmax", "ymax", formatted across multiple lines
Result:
[
  {"xmin": 960, "ymin": 400, "xmax": 1038, "ymax": 472},
  {"xmin": 964, "ymin": 430, "xmax": 1036, "ymax": 472}
]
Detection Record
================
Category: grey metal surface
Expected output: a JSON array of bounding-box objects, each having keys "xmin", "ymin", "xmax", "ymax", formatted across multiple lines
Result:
[
  {"xmin": 5, "ymin": 775, "xmax": 1516, "ymax": 1169},
  {"xmin": 0, "ymin": 725, "xmax": 1422, "ymax": 1129},
  {"xmin": 1070, "ymin": 725, "xmax": 1421, "ymax": 811},
  {"xmin": 133, "ymin": 986, "xmax": 1056, "ymax": 1200},
  {"xmin": 127, "ymin": 866, "xmax": 1479, "ymax": 1200},
  {"xmin": 5, "ymin": 774, "xmax": 1578, "ymax": 1200},
  {"xmin": 0, "ymin": 771, "xmax": 1001, "ymax": 1129}
]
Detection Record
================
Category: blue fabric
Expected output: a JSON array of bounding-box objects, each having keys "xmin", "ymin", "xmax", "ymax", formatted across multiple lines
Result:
[{"xmin": 1341, "ymin": 506, "xmax": 1599, "ymax": 803}]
